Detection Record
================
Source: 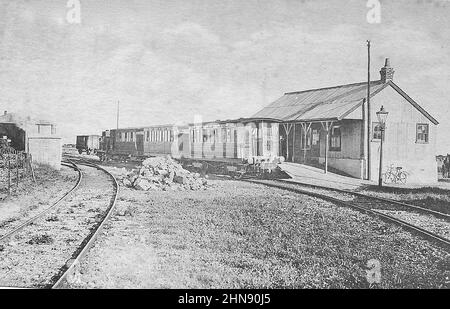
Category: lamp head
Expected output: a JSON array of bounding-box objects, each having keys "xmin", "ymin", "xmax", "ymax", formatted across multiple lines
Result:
[{"xmin": 376, "ymin": 105, "xmax": 389, "ymax": 124}]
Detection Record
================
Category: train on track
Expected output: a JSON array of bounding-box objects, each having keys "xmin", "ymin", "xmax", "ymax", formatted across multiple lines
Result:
[
  {"xmin": 96, "ymin": 118, "xmax": 285, "ymax": 177},
  {"xmin": 76, "ymin": 135, "xmax": 100, "ymax": 155}
]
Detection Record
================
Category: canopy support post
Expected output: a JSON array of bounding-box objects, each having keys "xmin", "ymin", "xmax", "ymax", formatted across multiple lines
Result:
[
  {"xmin": 282, "ymin": 123, "xmax": 293, "ymax": 162},
  {"xmin": 300, "ymin": 122, "xmax": 312, "ymax": 164},
  {"xmin": 321, "ymin": 121, "xmax": 334, "ymax": 174}
]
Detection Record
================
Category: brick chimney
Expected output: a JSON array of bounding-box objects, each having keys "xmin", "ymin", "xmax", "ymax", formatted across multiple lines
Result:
[{"xmin": 380, "ymin": 58, "xmax": 394, "ymax": 83}]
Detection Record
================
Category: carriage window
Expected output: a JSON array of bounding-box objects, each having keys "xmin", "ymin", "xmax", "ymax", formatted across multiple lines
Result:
[
  {"xmin": 330, "ymin": 126, "xmax": 341, "ymax": 151},
  {"xmin": 213, "ymin": 129, "xmax": 218, "ymax": 143},
  {"xmin": 226, "ymin": 128, "xmax": 231, "ymax": 142},
  {"xmin": 416, "ymin": 124, "xmax": 429, "ymax": 143},
  {"xmin": 372, "ymin": 122, "xmax": 383, "ymax": 140},
  {"xmin": 222, "ymin": 128, "xmax": 227, "ymax": 142},
  {"xmin": 51, "ymin": 125, "xmax": 56, "ymax": 135}
]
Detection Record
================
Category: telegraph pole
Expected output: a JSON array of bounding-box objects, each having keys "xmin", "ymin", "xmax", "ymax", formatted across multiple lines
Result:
[
  {"xmin": 366, "ymin": 40, "xmax": 371, "ymax": 180},
  {"xmin": 116, "ymin": 100, "xmax": 119, "ymax": 129}
]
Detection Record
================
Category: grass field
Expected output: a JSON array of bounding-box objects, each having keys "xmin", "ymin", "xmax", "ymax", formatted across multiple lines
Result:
[{"xmin": 74, "ymin": 179, "xmax": 449, "ymax": 289}]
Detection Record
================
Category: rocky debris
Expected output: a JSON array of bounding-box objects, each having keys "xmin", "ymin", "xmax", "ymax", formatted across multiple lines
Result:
[
  {"xmin": 114, "ymin": 156, "xmax": 208, "ymax": 191},
  {"xmin": 26, "ymin": 234, "xmax": 54, "ymax": 245}
]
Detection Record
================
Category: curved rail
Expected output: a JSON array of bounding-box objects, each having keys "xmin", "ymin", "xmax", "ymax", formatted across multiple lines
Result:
[
  {"xmin": 245, "ymin": 179, "xmax": 450, "ymax": 250},
  {"xmin": 273, "ymin": 179, "xmax": 450, "ymax": 221},
  {"xmin": 0, "ymin": 160, "xmax": 82, "ymax": 243},
  {"xmin": 51, "ymin": 160, "xmax": 119, "ymax": 289}
]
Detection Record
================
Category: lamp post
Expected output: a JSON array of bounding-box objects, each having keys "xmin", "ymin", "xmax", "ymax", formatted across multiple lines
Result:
[{"xmin": 376, "ymin": 106, "xmax": 389, "ymax": 187}]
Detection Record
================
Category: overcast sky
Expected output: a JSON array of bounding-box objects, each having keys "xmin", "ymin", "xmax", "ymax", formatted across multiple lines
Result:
[{"xmin": 1, "ymin": 0, "xmax": 449, "ymax": 153}]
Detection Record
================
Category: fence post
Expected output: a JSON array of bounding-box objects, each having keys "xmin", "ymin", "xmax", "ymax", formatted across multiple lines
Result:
[
  {"xmin": 16, "ymin": 152, "xmax": 19, "ymax": 189},
  {"xmin": 30, "ymin": 154, "xmax": 36, "ymax": 183},
  {"xmin": 8, "ymin": 156, "xmax": 11, "ymax": 195}
]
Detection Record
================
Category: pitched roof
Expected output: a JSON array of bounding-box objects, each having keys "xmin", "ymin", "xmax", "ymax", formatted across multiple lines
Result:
[{"xmin": 251, "ymin": 80, "xmax": 438, "ymax": 124}]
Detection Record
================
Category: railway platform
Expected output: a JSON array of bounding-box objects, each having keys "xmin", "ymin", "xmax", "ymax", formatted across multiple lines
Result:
[
  {"xmin": 279, "ymin": 162, "xmax": 371, "ymax": 191},
  {"xmin": 279, "ymin": 162, "xmax": 450, "ymax": 191}
]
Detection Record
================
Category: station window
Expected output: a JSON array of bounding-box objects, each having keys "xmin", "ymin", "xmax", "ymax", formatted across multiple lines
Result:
[
  {"xmin": 372, "ymin": 122, "xmax": 383, "ymax": 140},
  {"xmin": 124, "ymin": 132, "xmax": 128, "ymax": 142},
  {"xmin": 170, "ymin": 130, "xmax": 174, "ymax": 142},
  {"xmin": 330, "ymin": 126, "xmax": 341, "ymax": 151},
  {"xmin": 226, "ymin": 128, "xmax": 232, "ymax": 143},
  {"xmin": 51, "ymin": 125, "xmax": 56, "ymax": 135},
  {"xmin": 146, "ymin": 131, "xmax": 150, "ymax": 142},
  {"xmin": 416, "ymin": 123, "xmax": 429, "ymax": 143},
  {"xmin": 312, "ymin": 129, "xmax": 320, "ymax": 145}
]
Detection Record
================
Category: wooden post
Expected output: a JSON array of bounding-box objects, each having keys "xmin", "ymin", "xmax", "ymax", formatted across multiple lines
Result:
[
  {"xmin": 300, "ymin": 123, "xmax": 312, "ymax": 164},
  {"xmin": 8, "ymin": 156, "xmax": 11, "ymax": 195},
  {"xmin": 292, "ymin": 123, "xmax": 296, "ymax": 162},
  {"xmin": 30, "ymin": 154, "xmax": 36, "ymax": 183},
  {"xmin": 366, "ymin": 40, "xmax": 371, "ymax": 180},
  {"xmin": 282, "ymin": 123, "xmax": 293, "ymax": 162},
  {"xmin": 15, "ymin": 152, "xmax": 19, "ymax": 189},
  {"xmin": 321, "ymin": 121, "xmax": 333, "ymax": 174}
]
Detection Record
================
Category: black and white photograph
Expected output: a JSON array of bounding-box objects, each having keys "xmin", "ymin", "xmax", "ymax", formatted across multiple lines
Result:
[{"xmin": 0, "ymin": 0, "xmax": 449, "ymax": 293}]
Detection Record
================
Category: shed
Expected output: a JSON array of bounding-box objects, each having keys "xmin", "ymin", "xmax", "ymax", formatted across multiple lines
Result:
[{"xmin": 0, "ymin": 111, "xmax": 61, "ymax": 169}]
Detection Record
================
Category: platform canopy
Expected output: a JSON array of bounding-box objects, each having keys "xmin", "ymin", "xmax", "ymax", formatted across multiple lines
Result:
[{"xmin": 252, "ymin": 80, "xmax": 386, "ymax": 122}]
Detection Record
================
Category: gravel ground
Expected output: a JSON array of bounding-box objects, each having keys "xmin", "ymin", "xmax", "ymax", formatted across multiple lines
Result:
[
  {"xmin": 0, "ymin": 165, "xmax": 114, "ymax": 288},
  {"xmin": 0, "ymin": 165, "xmax": 78, "ymax": 234},
  {"xmin": 70, "ymin": 179, "xmax": 449, "ymax": 289}
]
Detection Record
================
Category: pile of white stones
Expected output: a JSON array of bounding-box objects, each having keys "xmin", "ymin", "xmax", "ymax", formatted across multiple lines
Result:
[{"xmin": 119, "ymin": 156, "xmax": 208, "ymax": 191}]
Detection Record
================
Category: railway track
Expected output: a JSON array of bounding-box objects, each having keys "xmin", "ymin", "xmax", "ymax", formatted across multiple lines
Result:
[
  {"xmin": 0, "ymin": 160, "xmax": 82, "ymax": 243},
  {"xmin": 51, "ymin": 160, "xmax": 119, "ymax": 289},
  {"xmin": 245, "ymin": 179, "xmax": 450, "ymax": 250},
  {"xmin": 0, "ymin": 160, "xmax": 119, "ymax": 288},
  {"xmin": 275, "ymin": 179, "xmax": 450, "ymax": 220}
]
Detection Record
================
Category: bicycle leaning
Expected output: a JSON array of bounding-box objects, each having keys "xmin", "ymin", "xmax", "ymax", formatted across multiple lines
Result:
[{"xmin": 382, "ymin": 164, "xmax": 408, "ymax": 184}]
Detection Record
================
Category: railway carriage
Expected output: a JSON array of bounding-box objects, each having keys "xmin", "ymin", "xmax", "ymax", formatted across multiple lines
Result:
[
  {"xmin": 98, "ymin": 118, "xmax": 282, "ymax": 171},
  {"xmin": 76, "ymin": 135, "xmax": 100, "ymax": 155}
]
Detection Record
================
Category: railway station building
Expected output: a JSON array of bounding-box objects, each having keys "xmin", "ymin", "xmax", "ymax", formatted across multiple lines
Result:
[{"xmin": 252, "ymin": 59, "xmax": 439, "ymax": 183}]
